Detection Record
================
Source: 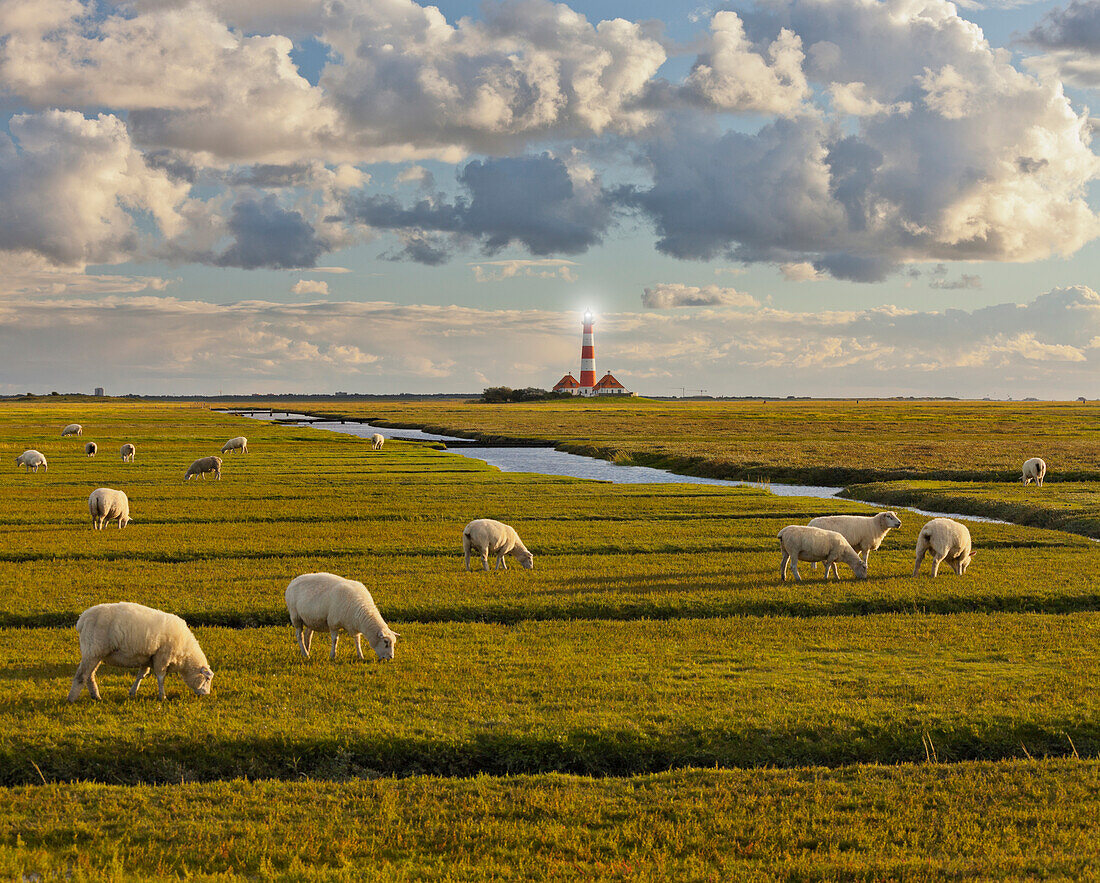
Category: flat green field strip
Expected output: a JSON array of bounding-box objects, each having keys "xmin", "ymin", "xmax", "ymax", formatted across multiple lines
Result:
[
  {"xmin": 3, "ymin": 402, "xmax": 1100, "ymax": 877},
  {"xmin": 4, "ymin": 761, "xmax": 1099, "ymax": 881},
  {"xmin": 283, "ymin": 398, "xmax": 1100, "ymax": 483},
  {"xmin": 847, "ymin": 480, "xmax": 1100, "ymax": 539}
]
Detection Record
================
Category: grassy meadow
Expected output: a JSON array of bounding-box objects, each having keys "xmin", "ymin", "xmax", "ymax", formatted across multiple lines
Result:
[
  {"xmin": 2, "ymin": 400, "xmax": 1100, "ymax": 878},
  {"xmin": 296, "ymin": 397, "xmax": 1100, "ymax": 484}
]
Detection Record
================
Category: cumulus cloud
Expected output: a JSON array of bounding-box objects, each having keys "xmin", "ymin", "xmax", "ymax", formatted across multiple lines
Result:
[
  {"xmin": 780, "ymin": 262, "xmax": 826, "ymax": 282},
  {"xmin": 291, "ymin": 279, "xmax": 329, "ymax": 295},
  {"xmin": 347, "ymin": 153, "xmax": 614, "ymax": 262},
  {"xmin": 471, "ymin": 259, "xmax": 579, "ymax": 282},
  {"xmin": 641, "ymin": 284, "xmax": 759, "ymax": 308},
  {"xmin": 2, "ymin": 286, "xmax": 1098, "ymax": 397}
]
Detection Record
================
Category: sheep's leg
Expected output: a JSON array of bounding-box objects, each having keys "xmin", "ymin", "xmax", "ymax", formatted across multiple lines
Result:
[
  {"xmin": 780, "ymin": 551, "xmax": 789, "ymax": 581},
  {"xmin": 330, "ymin": 632, "xmax": 339, "ymax": 661},
  {"xmin": 86, "ymin": 660, "xmax": 103, "ymax": 701},
  {"xmin": 790, "ymin": 559, "xmax": 802, "ymax": 582},
  {"xmin": 464, "ymin": 548, "xmax": 472, "ymax": 572},
  {"xmin": 353, "ymin": 634, "xmax": 365, "ymax": 662},
  {"xmin": 303, "ymin": 629, "xmax": 313, "ymax": 656},
  {"xmin": 129, "ymin": 665, "xmax": 150, "ymax": 697},
  {"xmin": 481, "ymin": 553, "xmax": 490, "ymax": 572},
  {"xmin": 496, "ymin": 555, "xmax": 508, "ymax": 571},
  {"xmin": 295, "ymin": 625, "xmax": 311, "ymax": 659},
  {"xmin": 68, "ymin": 657, "xmax": 102, "ymax": 702},
  {"xmin": 930, "ymin": 554, "xmax": 944, "ymax": 578},
  {"xmin": 913, "ymin": 540, "xmax": 928, "ymax": 577},
  {"xmin": 826, "ymin": 560, "xmax": 838, "ymax": 580}
]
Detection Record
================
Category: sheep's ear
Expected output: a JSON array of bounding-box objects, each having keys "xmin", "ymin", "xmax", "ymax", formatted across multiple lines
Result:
[
  {"xmin": 968, "ymin": 551, "xmax": 977, "ymax": 559},
  {"xmin": 391, "ymin": 631, "xmax": 401, "ymax": 638}
]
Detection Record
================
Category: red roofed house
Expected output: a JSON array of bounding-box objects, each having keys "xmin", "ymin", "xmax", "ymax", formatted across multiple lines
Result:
[
  {"xmin": 552, "ymin": 373, "xmax": 580, "ymax": 393},
  {"xmin": 592, "ymin": 372, "xmax": 628, "ymax": 395}
]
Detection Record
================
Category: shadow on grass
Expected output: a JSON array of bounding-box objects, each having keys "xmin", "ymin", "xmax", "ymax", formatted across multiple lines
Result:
[
  {"xmin": 5, "ymin": 590, "xmax": 1100, "ymax": 629},
  {"xmin": 3, "ymin": 719, "xmax": 1097, "ymax": 785}
]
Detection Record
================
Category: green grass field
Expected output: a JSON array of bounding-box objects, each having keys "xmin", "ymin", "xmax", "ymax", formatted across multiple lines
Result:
[
  {"xmin": 3, "ymin": 401, "xmax": 1100, "ymax": 878},
  {"xmin": 293, "ymin": 397, "xmax": 1100, "ymax": 484}
]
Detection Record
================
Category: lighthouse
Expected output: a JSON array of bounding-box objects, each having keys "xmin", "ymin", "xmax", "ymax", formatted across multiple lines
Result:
[
  {"xmin": 551, "ymin": 309, "xmax": 633, "ymax": 397},
  {"xmin": 578, "ymin": 309, "xmax": 596, "ymax": 393}
]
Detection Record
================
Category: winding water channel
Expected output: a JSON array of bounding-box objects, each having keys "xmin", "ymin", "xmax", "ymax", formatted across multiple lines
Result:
[{"xmin": 225, "ymin": 409, "xmax": 1008, "ymax": 526}]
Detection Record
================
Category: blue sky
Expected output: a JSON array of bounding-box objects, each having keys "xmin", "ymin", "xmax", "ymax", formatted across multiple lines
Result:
[{"xmin": 0, "ymin": 0, "xmax": 1098, "ymax": 397}]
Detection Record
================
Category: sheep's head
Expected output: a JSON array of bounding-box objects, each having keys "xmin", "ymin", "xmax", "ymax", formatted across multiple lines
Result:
[
  {"xmin": 516, "ymin": 549, "xmax": 534, "ymax": 570},
  {"xmin": 852, "ymin": 558, "xmax": 868, "ymax": 579},
  {"xmin": 369, "ymin": 629, "xmax": 399, "ymax": 662},
  {"xmin": 119, "ymin": 513, "xmax": 131, "ymax": 528},
  {"xmin": 882, "ymin": 512, "xmax": 902, "ymax": 529},
  {"xmin": 955, "ymin": 551, "xmax": 975, "ymax": 575},
  {"xmin": 183, "ymin": 666, "xmax": 214, "ymax": 696}
]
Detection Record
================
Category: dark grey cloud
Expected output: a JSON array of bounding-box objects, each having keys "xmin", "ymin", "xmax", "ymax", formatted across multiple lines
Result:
[
  {"xmin": 215, "ymin": 195, "xmax": 324, "ymax": 269},
  {"xmin": 345, "ymin": 153, "xmax": 614, "ymax": 263},
  {"xmin": 1024, "ymin": 1, "xmax": 1100, "ymax": 51},
  {"xmin": 227, "ymin": 164, "xmax": 316, "ymax": 188}
]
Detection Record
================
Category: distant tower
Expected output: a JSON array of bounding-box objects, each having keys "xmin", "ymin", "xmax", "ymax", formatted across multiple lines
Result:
[{"xmin": 578, "ymin": 309, "xmax": 596, "ymax": 393}]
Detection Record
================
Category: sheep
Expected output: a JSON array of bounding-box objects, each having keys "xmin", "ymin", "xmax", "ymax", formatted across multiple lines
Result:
[
  {"xmin": 913, "ymin": 518, "xmax": 975, "ymax": 577},
  {"xmin": 120, "ymin": 443, "xmax": 136, "ymax": 462},
  {"xmin": 85, "ymin": 441, "xmax": 97, "ymax": 457},
  {"xmin": 221, "ymin": 436, "xmax": 248, "ymax": 455},
  {"xmin": 462, "ymin": 518, "xmax": 534, "ymax": 572},
  {"xmin": 184, "ymin": 455, "xmax": 221, "ymax": 480},
  {"xmin": 67, "ymin": 602, "xmax": 213, "ymax": 701},
  {"xmin": 61, "ymin": 423, "xmax": 82, "ymax": 437},
  {"xmin": 807, "ymin": 511, "xmax": 902, "ymax": 577},
  {"xmin": 89, "ymin": 488, "xmax": 130, "ymax": 530},
  {"xmin": 1021, "ymin": 457, "xmax": 1046, "ymax": 487},
  {"xmin": 778, "ymin": 525, "xmax": 868, "ymax": 582},
  {"xmin": 371, "ymin": 433, "xmax": 385, "ymax": 451},
  {"xmin": 285, "ymin": 572, "xmax": 399, "ymax": 662},
  {"xmin": 14, "ymin": 450, "xmax": 47, "ymax": 472}
]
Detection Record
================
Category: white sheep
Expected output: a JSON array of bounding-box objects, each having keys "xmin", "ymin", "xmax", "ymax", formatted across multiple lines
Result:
[
  {"xmin": 371, "ymin": 433, "xmax": 385, "ymax": 451},
  {"xmin": 913, "ymin": 518, "xmax": 975, "ymax": 577},
  {"xmin": 85, "ymin": 442, "xmax": 97, "ymax": 457},
  {"xmin": 285, "ymin": 572, "xmax": 398, "ymax": 662},
  {"xmin": 89, "ymin": 488, "xmax": 131, "ymax": 530},
  {"xmin": 462, "ymin": 518, "xmax": 534, "ymax": 572},
  {"xmin": 221, "ymin": 436, "xmax": 248, "ymax": 455},
  {"xmin": 778, "ymin": 525, "xmax": 868, "ymax": 582},
  {"xmin": 67, "ymin": 602, "xmax": 213, "ymax": 701},
  {"xmin": 807, "ymin": 511, "xmax": 902, "ymax": 577},
  {"xmin": 1021, "ymin": 457, "xmax": 1046, "ymax": 487},
  {"xmin": 14, "ymin": 450, "xmax": 47, "ymax": 472},
  {"xmin": 61, "ymin": 423, "xmax": 82, "ymax": 437},
  {"xmin": 120, "ymin": 443, "xmax": 136, "ymax": 462},
  {"xmin": 184, "ymin": 455, "xmax": 221, "ymax": 480}
]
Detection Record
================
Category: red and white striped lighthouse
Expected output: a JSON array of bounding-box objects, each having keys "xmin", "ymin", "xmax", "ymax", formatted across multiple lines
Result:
[{"xmin": 578, "ymin": 309, "xmax": 596, "ymax": 392}]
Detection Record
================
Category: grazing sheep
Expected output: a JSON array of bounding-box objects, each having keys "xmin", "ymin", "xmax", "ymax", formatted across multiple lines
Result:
[
  {"xmin": 61, "ymin": 423, "xmax": 82, "ymax": 437},
  {"xmin": 913, "ymin": 518, "xmax": 974, "ymax": 577},
  {"xmin": 285, "ymin": 572, "xmax": 399, "ymax": 662},
  {"xmin": 89, "ymin": 488, "xmax": 130, "ymax": 530},
  {"xmin": 778, "ymin": 525, "xmax": 868, "ymax": 582},
  {"xmin": 221, "ymin": 436, "xmax": 248, "ymax": 455},
  {"xmin": 14, "ymin": 450, "xmax": 47, "ymax": 473},
  {"xmin": 371, "ymin": 433, "xmax": 385, "ymax": 451},
  {"xmin": 85, "ymin": 442, "xmax": 97, "ymax": 457},
  {"xmin": 1021, "ymin": 457, "xmax": 1046, "ymax": 487},
  {"xmin": 807, "ymin": 511, "xmax": 902, "ymax": 577},
  {"xmin": 184, "ymin": 455, "xmax": 221, "ymax": 480},
  {"xmin": 120, "ymin": 443, "xmax": 136, "ymax": 462},
  {"xmin": 463, "ymin": 518, "xmax": 534, "ymax": 572},
  {"xmin": 67, "ymin": 602, "xmax": 213, "ymax": 701}
]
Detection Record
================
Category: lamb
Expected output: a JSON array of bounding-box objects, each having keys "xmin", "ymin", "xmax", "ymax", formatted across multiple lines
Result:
[
  {"xmin": 778, "ymin": 525, "xmax": 868, "ymax": 582},
  {"xmin": 61, "ymin": 423, "xmax": 82, "ymax": 436},
  {"xmin": 120, "ymin": 443, "xmax": 136, "ymax": 462},
  {"xmin": 184, "ymin": 455, "xmax": 221, "ymax": 480},
  {"xmin": 285, "ymin": 572, "xmax": 399, "ymax": 662},
  {"xmin": 221, "ymin": 436, "xmax": 248, "ymax": 455},
  {"xmin": 67, "ymin": 602, "xmax": 213, "ymax": 701},
  {"xmin": 89, "ymin": 488, "xmax": 131, "ymax": 530},
  {"xmin": 462, "ymin": 518, "xmax": 534, "ymax": 572},
  {"xmin": 14, "ymin": 450, "xmax": 47, "ymax": 472},
  {"xmin": 913, "ymin": 518, "xmax": 975, "ymax": 577},
  {"xmin": 371, "ymin": 433, "xmax": 385, "ymax": 451},
  {"xmin": 85, "ymin": 442, "xmax": 97, "ymax": 457},
  {"xmin": 807, "ymin": 511, "xmax": 902, "ymax": 577},
  {"xmin": 1021, "ymin": 457, "xmax": 1046, "ymax": 487}
]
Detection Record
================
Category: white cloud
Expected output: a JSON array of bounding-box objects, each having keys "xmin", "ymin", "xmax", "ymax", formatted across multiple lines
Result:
[
  {"xmin": 291, "ymin": 279, "xmax": 330, "ymax": 295},
  {"xmin": 642, "ymin": 283, "xmax": 760, "ymax": 308},
  {"xmin": 1, "ymin": 286, "xmax": 1098, "ymax": 397},
  {"xmin": 470, "ymin": 258, "xmax": 579, "ymax": 283},
  {"xmin": 780, "ymin": 262, "xmax": 825, "ymax": 282}
]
